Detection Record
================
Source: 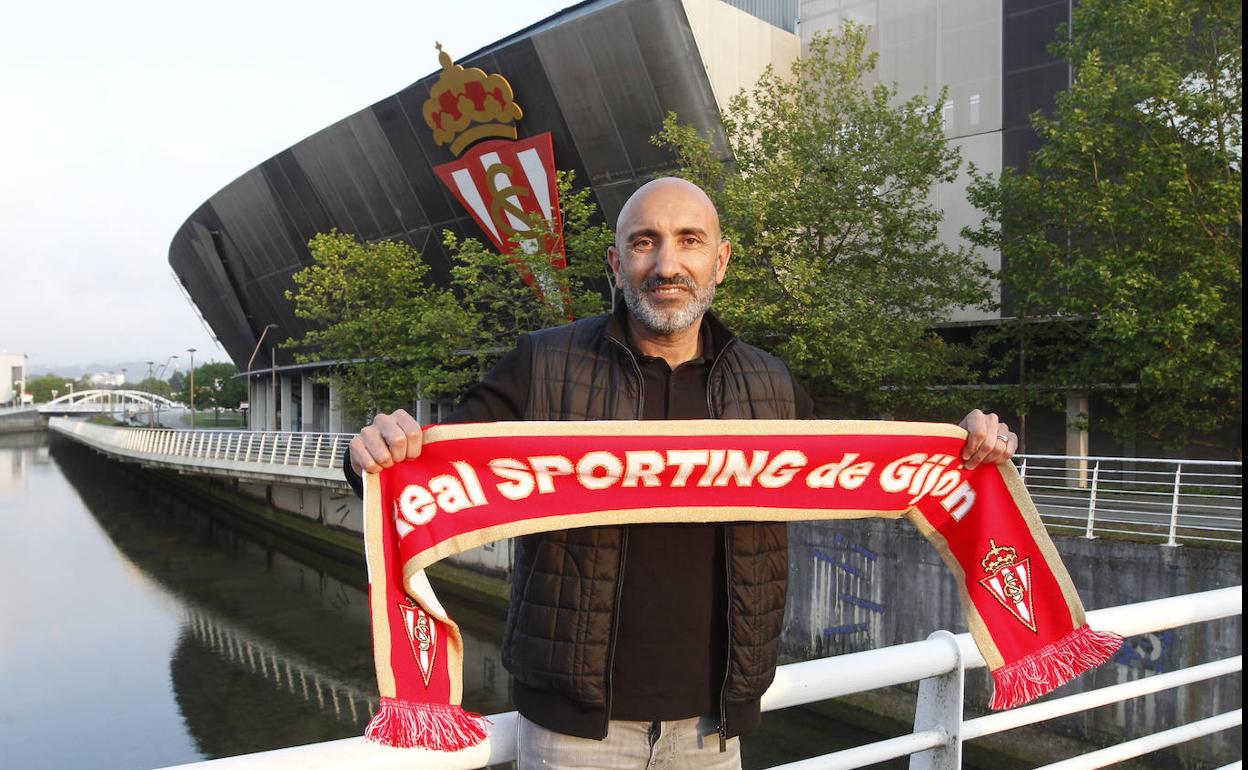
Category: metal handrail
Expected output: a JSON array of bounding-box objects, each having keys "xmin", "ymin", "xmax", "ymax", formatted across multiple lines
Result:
[
  {"xmin": 152, "ymin": 586, "xmax": 1242, "ymax": 770},
  {"xmin": 47, "ymin": 419, "xmax": 351, "ymax": 486},
  {"xmin": 1011, "ymin": 454, "xmax": 1241, "ymax": 545},
  {"xmin": 1018, "ymin": 453, "xmax": 1242, "ymax": 466}
]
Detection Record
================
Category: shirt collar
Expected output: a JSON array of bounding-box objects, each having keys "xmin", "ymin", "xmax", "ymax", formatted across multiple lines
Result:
[{"xmin": 607, "ymin": 298, "xmax": 732, "ymax": 365}]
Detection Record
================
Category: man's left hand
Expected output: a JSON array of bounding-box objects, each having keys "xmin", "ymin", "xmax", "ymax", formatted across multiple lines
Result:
[{"xmin": 959, "ymin": 409, "xmax": 1018, "ymax": 469}]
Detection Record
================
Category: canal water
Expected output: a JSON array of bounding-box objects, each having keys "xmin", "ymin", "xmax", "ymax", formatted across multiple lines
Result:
[{"xmin": 1, "ymin": 432, "xmax": 954, "ymax": 769}]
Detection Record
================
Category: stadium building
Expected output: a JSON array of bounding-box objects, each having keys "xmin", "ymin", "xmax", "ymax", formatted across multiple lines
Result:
[{"xmin": 170, "ymin": 0, "xmax": 1083, "ymax": 448}]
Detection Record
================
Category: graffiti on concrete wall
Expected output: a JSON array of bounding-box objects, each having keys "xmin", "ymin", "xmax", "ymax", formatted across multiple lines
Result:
[
  {"xmin": 808, "ymin": 531, "xmax": 883, "ymax": 655},
  {"xmin": 1113, "ymin": 630, "xmax": 1175, "ymax": 674}
]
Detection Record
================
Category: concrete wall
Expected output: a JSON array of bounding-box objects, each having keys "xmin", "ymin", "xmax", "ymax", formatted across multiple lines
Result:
[
  {"xmin": 235, "ymin": 478, "xmax": 508, "ymax": 575},
  {"xmin": 0, "ymin": 409, "xmax": 43, "ymax": 434},
  {"xmin": 784, "ymin": 517, "xmax": 1242, "ymax": 765},
  {"xmin": 683, "ymin": 0, "xmax": 801, "ymax": 114},
  {"xmin": 797, "ymin": 0, "xmax": 1006, "ymax": 324},
  {"xmin": 0, "ymin": 352, "xmax": 25, "ymax": 405}
]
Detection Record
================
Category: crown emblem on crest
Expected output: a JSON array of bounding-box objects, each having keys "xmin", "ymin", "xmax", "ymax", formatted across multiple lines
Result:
[
  {"xmin": 980, "ymin": 539, "xmax": 1018, "ymax": 574},
  {"xmin": 422, "ymin": 43, "xmax": 524, "ymax": 157}
]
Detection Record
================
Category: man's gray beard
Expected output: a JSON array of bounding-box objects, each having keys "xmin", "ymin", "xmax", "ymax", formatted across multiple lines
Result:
[{"xmin": 620, "ymin": 275, "xmax": 716, "ymax": 335}]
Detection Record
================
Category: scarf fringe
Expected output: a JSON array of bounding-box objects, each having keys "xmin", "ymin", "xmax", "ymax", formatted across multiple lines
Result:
[
  {"xmin": 990, "ymin": 625, "xmax": 1124, "ymax": 710},
  {"xmin": 364, "ymin": 697, "xmax": 489, "ymax": 750}
]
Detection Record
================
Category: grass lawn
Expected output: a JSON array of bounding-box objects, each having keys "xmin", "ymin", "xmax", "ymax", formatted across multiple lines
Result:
[{"xmin": 179, "ymin": 410, "xmax": 245, "ymax": 427}]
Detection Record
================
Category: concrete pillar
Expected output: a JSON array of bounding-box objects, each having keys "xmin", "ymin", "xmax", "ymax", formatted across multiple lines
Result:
[
  {"xmin": 247, "ymin": 379, "xmax": 258, "ymax": 430},
  {"xmin": 301, "ymin": 376, "xmax": 314, "ymax": 433},
  {"xmin": 415, "ymin": 397, "xmax": 432, "ymax": 425},
  {"xmin": 1066, "ymin": 391, "xmax": 1090, "ymax": 487},
  {"xmin": 280, "ymin": 375, "xmax": 294, "ymax": 432},
  {"xmin": 252, "ymin": 379, "xmax": 269, "ymax": 431},
  {"xmin": 266, "ymin": 372, "xmax": 277, "ymax": 433},
  {"xmin": 328, "ymin": 379, "xmax": 343, "ymax": 434}
]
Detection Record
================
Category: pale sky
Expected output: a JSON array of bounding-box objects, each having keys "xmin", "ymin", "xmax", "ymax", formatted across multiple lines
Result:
[{"xmin": 0, "ymin": 0, "xmax": 575, "ymax": 374}]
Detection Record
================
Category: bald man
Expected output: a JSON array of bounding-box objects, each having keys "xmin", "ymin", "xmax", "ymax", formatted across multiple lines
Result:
[{"xmin": 347, "ymin": 177, "xmax": 1016, "ymax": 769}]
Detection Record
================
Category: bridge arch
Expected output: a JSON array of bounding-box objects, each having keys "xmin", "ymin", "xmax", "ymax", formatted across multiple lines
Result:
[{"xmin": 38, "ymin": 389, "xmax": 183, "ymax": 415}]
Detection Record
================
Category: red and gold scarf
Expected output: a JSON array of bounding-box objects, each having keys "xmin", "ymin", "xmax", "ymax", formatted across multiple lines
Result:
[{"xmin": 362, "ymin": 420, "xmax": 1122, "ymax": 751}]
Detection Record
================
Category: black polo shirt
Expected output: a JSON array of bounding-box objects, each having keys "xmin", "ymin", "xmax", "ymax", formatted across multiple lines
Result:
[{"xmin": 609, "ymin": 321, "xmax": 727, "ymax": 721}]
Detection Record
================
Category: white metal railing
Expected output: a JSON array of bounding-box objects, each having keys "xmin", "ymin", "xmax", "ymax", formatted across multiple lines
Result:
[
  {"xmin": 185, "ymin": 607, "xmax": 377, "ymax": 726},
  {"xmin": 153, "ymin": 586, "xmax": 1242, "ymax": 770},
  {"xmin": 1017, "ymin": 454, "xmax": 1242, "ymax": 545},
  {"xmin": 47, "ymin": 418, "xmax": 351, "ymax": 485},
  {"xmin": 36, "ymin": 388, "xmax": 183, "ymax": 414}
]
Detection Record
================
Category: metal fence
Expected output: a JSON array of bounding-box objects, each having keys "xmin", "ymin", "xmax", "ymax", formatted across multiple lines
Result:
[
  {"xmin": 134, "ymin": 426, "xmax": 350, "ymax": 469},
  {"xmin": 51, "ymin": 420, "xmax": 350, "ymax": 470},
  {"xmin": 1018, "ymin": 454, "xmax": 1243, "ymax": 546},
  {"xmin": 153, "ymin": 586, "xmax": 1242, "ymax": 770},
  {"xmin": 48, "ymin": 419, "xmax": 351, "ymax": 488}
]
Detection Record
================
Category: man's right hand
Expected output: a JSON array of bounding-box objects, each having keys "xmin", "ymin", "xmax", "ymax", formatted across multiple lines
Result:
[{"xmin": 348, "ymin": 409, "xmax": 423, "ymax": 475}]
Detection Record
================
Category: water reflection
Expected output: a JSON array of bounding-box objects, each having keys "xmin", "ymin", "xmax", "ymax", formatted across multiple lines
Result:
[
  {"xmin": 14, "ymin": 436, "xmax": 509, "ymax": 767},
  {"xmin": 0, "ymin": 430, "xmax": 48, "ymax": 488}
]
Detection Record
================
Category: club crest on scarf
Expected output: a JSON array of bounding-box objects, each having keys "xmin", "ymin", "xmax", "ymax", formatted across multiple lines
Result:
[
  {"xmin": 979, "ymin": 540, "xmax": 1038, "ymax": 633},
  {"xmin": 400, "ymin": 598, "xmax": 438, "ymax": 686}
]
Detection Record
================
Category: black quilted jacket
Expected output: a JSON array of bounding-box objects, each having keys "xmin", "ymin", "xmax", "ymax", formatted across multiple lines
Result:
[{"xmin": 504, "ymin": 308, "xmax": 804, "ymax": 741}]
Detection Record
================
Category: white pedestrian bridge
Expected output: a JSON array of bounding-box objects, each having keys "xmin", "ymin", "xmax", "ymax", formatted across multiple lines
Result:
[{"xmin": 37, "ymin": 389, "xmax": 184, "ymax": 416}]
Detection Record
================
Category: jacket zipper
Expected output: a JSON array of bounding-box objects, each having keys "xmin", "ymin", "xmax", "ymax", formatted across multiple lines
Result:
[
  {"xmin": 601, "ymin": 526, "xmax": 630, "ymax": 738},
  {"xmin": 605, "ymin": 334, "xmax": 646, "ymax": 420},
  {"xmin": 708, "ymin": 332, "xmax": 737, "ymax": 747},
  {"xmin": 602, "ymin": 335, "xmax": 642, "ymax": 738},
  {"xmin": 718, "ymin": 524, "xmax": 732, "ymax": 751},
  {"xmin": 705, "ymin": 337, "xmax": 737, "ymax": 418}
]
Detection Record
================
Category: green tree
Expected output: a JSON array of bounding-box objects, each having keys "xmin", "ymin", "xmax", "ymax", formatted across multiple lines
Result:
[
  {"xmin": 285, "ymin": 231, "xmax": 475, "ymax": 420},
  {"xmin": 26, "ymin": 374, "xmax": 68, "ymax": 403},
  {"xmin": 655, "ymin": 26, "xmax": 991, "ymax": 418},
  {"xmin": 444, "ymin": 170, "xmax": 614, "ymax": 375},
  {"xmin": 286, "ymin": 172, "xmax": 613, "ymax": 419},
  {"xmin": 966, "ymin": 0, "xmax": 1241, "ymax": 447},
  {"xmin": 168, "ymin": 370, "xmax": 185, "ymax": 395},
  {"xmin": 180, "ymin": 362, "xmax": 246, "ymax": 411},
  {"xmin": 135, "ymin": 377, "xmax": 173, "ymax": 399}
]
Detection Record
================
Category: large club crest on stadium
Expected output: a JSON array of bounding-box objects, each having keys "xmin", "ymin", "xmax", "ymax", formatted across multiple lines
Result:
[
  {"xmin": 978, "ymin": 540, "xmax": 1038, "ymax": 633},
  {"xmin": 422, "ymin": 45, "xmax": 565, "ymax": 278}
]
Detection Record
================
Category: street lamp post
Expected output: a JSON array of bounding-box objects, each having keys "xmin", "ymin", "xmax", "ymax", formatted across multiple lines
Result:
[
  {"xmin": 145, "ymin": 361, "xmax": 156, "ymax": 424},
  {"xmin": 245, "ymin": 324, "xmax": 279, "ymax": 431},
  {"xmin": 270, "ymin": 345, "xmax": 277, "ymax": 433},
  {"xmin": 156, "ymin": 354, "xmax": 178, "ymax": 381},
  {"xmin": 154, "ymin": 355, "xmax": 177, "ymax": 427},
  {"xmin": 187, "ymin": 348, "xmax": 197, "ymax": 430},
  {"xmin": 144, "ymin": 361, "xmax": 156, "ymax": 425}
]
